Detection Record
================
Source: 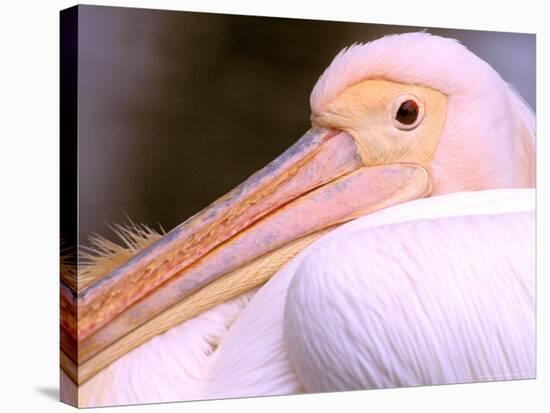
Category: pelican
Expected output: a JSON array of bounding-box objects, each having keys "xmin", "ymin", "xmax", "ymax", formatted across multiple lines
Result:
[{"xmin": 60, "ymin": 32, "xmax": 535, "ymax": 407}]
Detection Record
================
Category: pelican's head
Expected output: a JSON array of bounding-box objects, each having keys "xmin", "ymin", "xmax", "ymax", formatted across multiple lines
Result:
[
  {"xmin": 310, "ymin": 32, "xmax": 535, "ymax": 193},
  {"xmin": 71, "ymin": 33, "xmax": 535, "ymax": 376}
]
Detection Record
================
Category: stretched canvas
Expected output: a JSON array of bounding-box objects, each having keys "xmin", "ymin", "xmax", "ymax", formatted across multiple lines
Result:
[{"xmin": 60, "ymin": 4, "xmax": 536, "ymax": 408}]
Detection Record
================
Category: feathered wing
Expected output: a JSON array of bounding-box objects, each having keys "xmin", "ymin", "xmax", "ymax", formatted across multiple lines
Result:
[
  {"xmin": 75, "ymin": 188, "xmax": 535, "ymax": 405},
  {"xmin": 196, "ymin": 189, "xmax": 535, "ymax": 398},
  {"xmin": 285, "ymin": 204, "xmax": 534, "ymax": 391}
]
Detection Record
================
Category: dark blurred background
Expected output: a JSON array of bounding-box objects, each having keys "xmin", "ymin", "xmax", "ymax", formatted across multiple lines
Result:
[{"xmin": 77, "ymin": 5, "xmax": 535, "ymax": 246}]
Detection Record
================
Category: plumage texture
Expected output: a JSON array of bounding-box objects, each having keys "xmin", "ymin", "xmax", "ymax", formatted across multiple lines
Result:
[
  {"xmin": 312, "ymin": 33, "xmax": 504, "ymax": 112},
  {"xmin": 77, "ymin": 222, "xmax": 164, "ymax": 291},
  {"xmin": 60, "ymin": 245, "xmax": 77, "ymax": 291},
  {"xmin": 285, "ymin": 212, "xmax": 534, "ymax": 391},
  {"xmin": 77, "ymin": 189, "xmax": 535, "ymax": 407}
]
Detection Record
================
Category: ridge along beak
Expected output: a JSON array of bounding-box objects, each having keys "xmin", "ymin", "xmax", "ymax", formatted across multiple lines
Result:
[{"xmin": 65, "ymin": 127, "xmax": 432, "ymax": 375}]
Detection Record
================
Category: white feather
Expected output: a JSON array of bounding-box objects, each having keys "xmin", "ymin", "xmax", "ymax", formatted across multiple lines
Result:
[
  {"xmin": 285, "ymin": 211, "xmax": 534, "ymax": 391},
  {"xmin": 79, "ymin": 189, "xmax": 532, "ymax": 406}
]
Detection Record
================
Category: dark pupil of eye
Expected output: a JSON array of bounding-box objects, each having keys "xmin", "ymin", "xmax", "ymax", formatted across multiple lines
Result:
[{"xmin": 396, "ymin": 100, "xmax": 419, "ymax": 125}]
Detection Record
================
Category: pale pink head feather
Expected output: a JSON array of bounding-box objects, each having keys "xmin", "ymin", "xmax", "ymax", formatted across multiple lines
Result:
[{"xmin": 310, "ymin": 32, "xmax": 535, "ymax": 192}]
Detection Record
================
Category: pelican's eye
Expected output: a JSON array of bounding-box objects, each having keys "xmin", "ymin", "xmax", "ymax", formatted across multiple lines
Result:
[{"xmin": 392, "ymin": 95, "xmax": 423, "ymax": 130}]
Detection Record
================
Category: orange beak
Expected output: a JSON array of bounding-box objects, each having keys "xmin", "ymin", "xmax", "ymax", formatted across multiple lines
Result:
[{"xmin": 66, "ymin": 127, "xmax": 432, "ymax": 369}]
